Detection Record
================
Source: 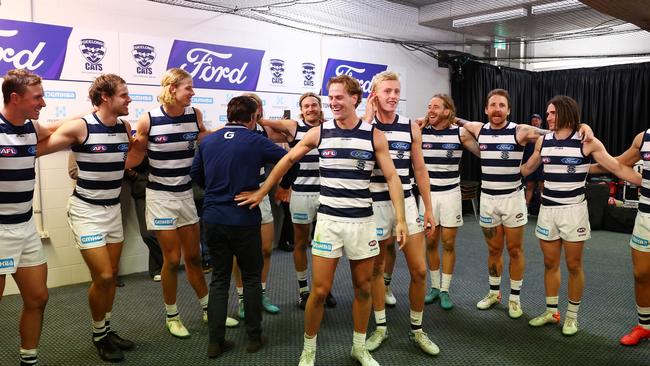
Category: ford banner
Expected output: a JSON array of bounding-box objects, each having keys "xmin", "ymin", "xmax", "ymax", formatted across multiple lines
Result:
[
  {"xmin": 0, "ymin": 19, "xmax": 72, "ymax": 79},
  {"xmin": 167, "ymin": 40, "xmax": 264, "ymax": 91},
  {"xmin": 321, "ymin": 58, "xmax": 388, "ymax": 97}
]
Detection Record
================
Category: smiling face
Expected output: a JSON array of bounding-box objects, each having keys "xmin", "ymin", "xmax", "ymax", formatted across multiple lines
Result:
[
  {"xmin": 14, "ymin": 84, "xmax": 46, "ymax": 121},
  {"xmin": 328, "ymin": 82, "xmax": 357, "ymax": 121},
  {"xmin": 300, "ymin": 96, "xmax": 322, "ymax": 124},
  {"xmin": 171, "ymin": 77, "xmax": 194, "ymax": 107},
  {"xmin": 374, "ymin": 79, "xmax": 400, "ymax": 114},
  {"xmin": 105, "ymin": 83, "xmax": 131, "ymax": 117},
  {"xmin": 427, "ymin": 96, "xmax": 449, "ymax": 127},
  {"xmin": 485, "ymin": 94, "xmax": 510, "ymax": 127}
]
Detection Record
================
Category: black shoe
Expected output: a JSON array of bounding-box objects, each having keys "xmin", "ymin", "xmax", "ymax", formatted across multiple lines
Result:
[
  {"xmin": 107, "ymin": 330, "xmax": 135, "ymax": 351},
  {"xmin": 325, "ymin": 292, "xmax": 337, "ymax": 308},
  {"xmin": 246, "ymin": 335, "xmax": 268, "ymax": 353},
  {"xmin": 116, "ymin": 277, "xmax": 125, "ymax": 287},
  {"xmin": 202, "ymin": 263, "xmax": 213, "ymax": 273},
  {"xmin": 298, "ymin": 292, "xmax": 310, "ymax": 310},
  {"xmin": 207, "ymin": 339, "xmax": 234, "ymax": 358},
  {"xmin": 93, "ymin": 336, "xmax": 124, "ymax": 362},
  {"xmin": 278, "ymin": 241, "xmax": 294, "ymax": 252}
]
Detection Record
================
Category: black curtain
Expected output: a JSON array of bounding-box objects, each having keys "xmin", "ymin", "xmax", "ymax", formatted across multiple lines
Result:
[{"xmin": 451, "ymin": 61, "xmax": 650, "ymax": 182}]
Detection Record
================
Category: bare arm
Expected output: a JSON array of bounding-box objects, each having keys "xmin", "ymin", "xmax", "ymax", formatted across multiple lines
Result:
[
  {"xmin": 410, "ymin": 123, "xmax": 434, "ymax": 234},
  {"xmin": 456, "ymin": 119, "xmax": 484, "ymax": 140},
  {"xmin": 259, "ymin": 118, "xmax": 297, "ymax": 142},
  {"xmin": 125, "ymin": 113, "xmax": 150, "ymax": 169},
  {"xmin": 585, "ymin": 137, "xmax": 642, "ymax": 186},
  {"xmin": 520, "ymin": 136, "xmax": 544, "ymax": 177},
  {"xmin": 195, "ymin": 108, "xmax": 212, "ymax": 142},
  {"xmin": 36, "ymin": 119, "xmax": 86, "ymax": 157},
  {"xmin": 374, "ymin": 128, "xmax": 408, "ymax": 245},
  {"xmin": 459, "ymin": 126, "xmax": 481, "ymax": 157},
  {"xmin": 516, "ymin": 124, "xmax": 551, "ymax": 145}
]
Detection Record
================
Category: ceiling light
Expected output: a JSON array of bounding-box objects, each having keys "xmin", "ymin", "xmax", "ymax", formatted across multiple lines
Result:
[
  {"xmin": 452, "ymin": 8, "xmax": 528, "ymax": 28},
  {"xmin": 531, "ymin": 0, "xmax": 587, "ymax": 15}
]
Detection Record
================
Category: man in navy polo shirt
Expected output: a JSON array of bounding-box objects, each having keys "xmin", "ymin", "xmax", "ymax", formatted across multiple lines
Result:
[{"xmin": 190, "ymin": 95, "xmax": 297, "ymax": 358}]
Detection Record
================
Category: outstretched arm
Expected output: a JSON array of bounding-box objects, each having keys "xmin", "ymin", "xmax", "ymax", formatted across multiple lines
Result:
[
  {"xmin": 516, "ymin": 124, "xmax": 551, "ymax": 145},
  {"xmin": 455, "ymin": 118, "xmax": 484, "ymax": 140},
  {"xmin": 589, "ymin": 132, "xmax": 642, "ymax": 174},
  {"xmin": 586, "ymin": 137, "xmax": 642, "ymax": 186},
  {"xmin": 259, "ymin": 118, "xmax": 297, "ymax": 143},
  {"xmin": 36, "ymin": 119, "xmax": 86, "ymax": 157}
]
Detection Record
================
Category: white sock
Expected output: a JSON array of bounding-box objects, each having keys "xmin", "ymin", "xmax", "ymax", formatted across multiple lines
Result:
[
  {"xmin": 441, "ymin": 273, "xmax": 452, "ymax": 292},
  {"xmin": 352, "ymin": 331, "xmax": 366, "ymax": 348},
  {"xmin": 638, "ymin": 305, "xmax": 650, "ymax": 330},
  {"xmin": 303, "ymin": 333, "xmax": 317, "ymax": 351},
  {"xmin": 297, "ymin": 270, "xmax": 310, "ymax": 293},
  {"xmin": 567, "ymin": 299, "xmax": 581, "ymax": 320},
  {"xmin": 410, "ymin": 309, "xmax": 423, "ymax": 332},
  {"xmin": 165, "ymin": 303, "xmax": 179, "ymax": 317},
  {"xmin": 546, "ymin": 296, "xmax": 559, "ymax": 313},
  {"xmin": 374, "ymin": 310, "xmax": 387, "ymax": 327},
  {"xmin": 262, "ymin": 282, "xmax": 267, "ymax": 291},
  {"xmin": 199, "ymin": 294, "xmax": 209, "ymax": 310},
  {"xmin": 92, "ymin": 319, "xmax": 107, "ymax": 341},
  {"xmin": 489, "ymin": 276, "xmax": 501, "ymax": 295},
  {"xmin": 509, "ymin": 279, "xmax": 523, "ymax": 302},
  {"xmin": 19, "ymin": 348, "xmax": 37, "ymax": 365},
  {"xmin": 429, "ymin": 269, "xmax": 440, "ymax": 289}
]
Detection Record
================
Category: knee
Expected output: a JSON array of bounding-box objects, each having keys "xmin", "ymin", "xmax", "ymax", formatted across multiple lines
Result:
[
  {"xmin": 409, "ymin": 266, "xmax": 426, "ymax": 284},
  {"xmin": 441, "ymin": 239, "xmax": 455, "ymax": 253},
  {"xmin": 95, "ymin": 271, "xmax": 115, "ymax": 288},
  {"xmin": 566, "ymin": 260, "xmax": 583, "ymax": 276},
  {"xmin": 634, "ymin": 266, "xmax": 650, "ymax": 284},
  {"xmin": 24, "ymin": 288, "xmax": 49, "ymax": 309},
  {"xmin": 261, "ymin": 245, "xmax": 272, "ymax": 259},
  {"xmin": 311, "ymin": 284, "xmax": 331, "ymax": 303},
  {"xmin": 543, "ymin": 259, "xmax": 560, "ymax": 271},
  {"xmin": 354, "ymin": 284, "xmax": 372, "ymax": 301},
  {"xmin": 488, "ymin": 246, "xmax": 502, "ymax": 258},
  {"xmin": 425, "ymin": 239, "xmax": 437, "ymax": 253},
  {"xmin": 507, "ymin": 246, "xmax": 523, "ymax": 259},
  {"xmin": 164, "ymin": 254, "xmax": 181, "ymax": 271}
]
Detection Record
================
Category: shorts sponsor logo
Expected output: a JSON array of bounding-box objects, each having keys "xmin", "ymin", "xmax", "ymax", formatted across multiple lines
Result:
[
  {"xmin": 312, "ymin": 240, "xmax": 332, "ymax": 252},
  {"xmin": 293, "ymin": 212, "xmax": 308, "ymax": 220},
  {"xmin": 376, "ymin": 228, "xmax": 384, "ymax": 237},
  {"xmin": 561, "ymin": 157, "xmax": 582, "ymax": 165},
  {"xmin": 631, "ymin": 235, "xmax": 649, "ymax": 247},
  {"xmin": 536, "ymin": 226, "xmax": 549, "ymax": 236},
  {"xmin": 516, "ymin": 213, "xmax": 524, "ymax": 219},
  {"xmin": 368, "ymin": 240, "xmax": 377, "ymax": 247},
  {"xmin": 0, "ymin": 147, "xmax": 18, "ymax": 156},
  {"xmin": 90, "ymin": 145, "xmax": 107, "ymax": 152},
  {"xmin": 154, "ymin": 218, "xmax": 176, "ymax": 226},
  {"xmin": 321, "ymin": 149, "xmax": 337, "ymax": 158},
  {"xmin": 456, "ymin": 215, "xmax": 461, "ymax": 220},
  {"xmin": 153, "ymin": 135, "xmax": 168, "ymax": 143},
  {"xmin": 390, "ymin": 142, "xmax": 410, "ymax": 151},
  {"xmin": 577, "ymin": 227, "xmax": 586, "ymax": 233},
  {"xmin": 183, "ymin": 132, "xmax": 198, "ymax": 141},
  {"xmin": 0, "ymin": 257, "xmax": 15, "ymax": 269},
  {"xmin": 422, "ymin": 142, "xmax": 433, "ymax": 150},
  {"xmin": 117, "ymin": 143, "xmax": 129, "ymax": 152},
  {"xmin": 479, "ymin": 215, "xmax": 492, "ymax": 224},
  {"xmin": 80, "ymin": 233, "xmax": 103, "ymax": 244},
  {"xmin": 350, "ymin": 150, "xmax": 372, "ymax": 160},
  {"xmin": 496, "ymin": 144, "xmax": 514, "ymax": 151}
]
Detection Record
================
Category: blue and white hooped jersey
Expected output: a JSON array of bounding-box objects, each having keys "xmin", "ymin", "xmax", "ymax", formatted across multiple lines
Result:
[
  {"xmin": 639, "ymin": 128, "xmax": 650, "ymax": 214},
  {"xmin": 540, "ymin": 131, "xmax": 592, "ymax": 206},
  {"xmin": 478, "ymin": 122, "xmax": 525, "ymax": 196},
  {"xmin": 0, "ymin": 114, "xmax": 37, "ymax": 224},
  {"xmin": 289, "ymin": 120, "xmax": 320, "ymax": 193},
  {"xmin": 72, "ymin": 113, "xmax": 129, "ymax": 206},
  {"xmin": 317, "ymin": 119, "xmax": 375, "ymax": 220},
  {"xmin": 147, "ymin": 106, "xmax": 199, "ymax": 197},
  {"xmin": 370, "ymin": 114, "xmax": 412, "ymax": 201},
  {"xmin": 421, "ymin": 124, "xmax": 463, "ymax": 192}
]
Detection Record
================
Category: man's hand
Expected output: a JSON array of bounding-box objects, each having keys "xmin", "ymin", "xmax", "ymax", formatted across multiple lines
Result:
[
  {"xmin": 275, "ymin": 187, "xmax": 291, "ymax": 203},
  {"xmin": 395, "ymin": 220, "xmax": 409, "ymax": 250},
  {"xmin": 415, "ymin": 117, "xmax": 426, "ymax": 129},
  {"xmin": 422, "ymin": 210, "xmax": 435, "ymax": 238},
  {"xmin": 235, "ymin": 190, "xmax": 266, "ymax": 209},
  {"xmin": 578, "ymin": 123, "xmax": 594, "ymax": 142}
]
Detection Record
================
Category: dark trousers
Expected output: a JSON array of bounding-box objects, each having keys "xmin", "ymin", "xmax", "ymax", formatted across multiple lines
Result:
[
  {"xmin": 134, "ymin": 196, "xmax": 163, "ymax": 277},
  {"xmin": 204, "ymin": 222, "xmax": 263, "ymax": 343}
]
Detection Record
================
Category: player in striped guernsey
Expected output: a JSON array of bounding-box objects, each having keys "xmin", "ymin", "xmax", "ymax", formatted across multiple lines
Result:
[
  {"xmin": 127, "ymin": 68, "xmax": 211, "ymax": 339},
  {"xmin": 237, "ymin": 75, "xmax": 406, "ymax": 366},
  {"xmin": 37, "ymin": 74, "xmax": 136, "ymax": 362},
  {"xmin": 258, "ymin": 92, "xmax": 338, "ymax": 309},
  {"xmin": 0, "ymin": 69, "xmax": 59, "ymax": 366},
  {"xmin": 361, "ymin": 71, "xmax": 438, "ymax": 356},
  {"xmin": 521, "ymin": 95, "xmax": 640, "ymax": 336},
  {"xmin": 592, "ymin": 129, "xmax": 650, "ymax": 345},
  {"xmin": 420, "ymin": 94, "xmax": 480, "ymax": 311},
  {"xmin": 460, "ymin": 89, "xmax": 593, "ymax": 319}
]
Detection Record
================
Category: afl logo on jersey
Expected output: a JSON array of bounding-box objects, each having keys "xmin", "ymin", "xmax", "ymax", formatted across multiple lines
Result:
[
  {"xmin": 542, "ymin": 157, "xmax": 551, "ymax": 164},
  {"xmin": 496, "ymin": 144, "xmax": 514, "ymax": 151},
  {"xmin": 0, "ymin": 147, "xmax": 18, "ymax": 156},
  {"xmin": 351, "ymin": 150, "xmax": 372, "ymax": 160},
  {"xmin": 91, "ymin": 145, "xmax": 107, "ymax": 152},
  {"xmin": 154, "ymin": 135, "xmax": 168, "ymax": 143},
  {"xmin": 561, "ymin": 157, "xmax": 582, "ymax": 165},
  {"xmin": 422, "ymin": 143, "xmax": 433, "ymax": 150},
  {"xmin": 321, "ymin": 150, "xmax": 337, "ymax": 158},
  {"xmin": 479, "ymin": 144, "xmax": 488, "ymax": 150},
  {"xmin": 390, "ymin": 142, "xmax": 410, "ymax": 151},
  {"xmin": 117, "ymin": 144, "xmax": 129, "ymax": 152},
  {"xmin": 643, "ymin": 152, "xmax": 650, "ymax": 161},
  {"xmin": 183, "ymin": 132, "xmax": 198, "ymax": 141}
]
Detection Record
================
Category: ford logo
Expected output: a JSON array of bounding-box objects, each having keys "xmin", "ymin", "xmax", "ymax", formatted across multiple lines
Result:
[
  {"xmin": 496, "ymin": 144, "xmax": 514, "ymax": 151},
  {"xmin": 117, "ymin": 143, "xmax": 129, "ymax": 152},
  {"xmin": 442, "ymin": 143, "xmax": 459, "ymax": 150},
  {"xmin": 321, "ymin": 150, "xmax": 337, "ymax": 157},
  {"xmin": 351, "ymin": 150, "xmax": 373, "ymax": 160},
  {"xmin": 183, "ymin": 132, "xmax": 198, "ymax": 141},
  {"xmin": 28, "ymin": 146, "xmax": 37, "ymax": 155},
  {"xmin": 561, "ymin": 157, "xmax": 582, "ymax": 165},
  {"xmin": 390, "ymin": 142, "xmax": 410, "ymax": 150}
]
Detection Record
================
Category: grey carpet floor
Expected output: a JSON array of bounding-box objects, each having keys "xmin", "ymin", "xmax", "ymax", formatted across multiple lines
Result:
[{"xmin": 1, "ymin": 216, "xmax": 650, "ymax": 365}]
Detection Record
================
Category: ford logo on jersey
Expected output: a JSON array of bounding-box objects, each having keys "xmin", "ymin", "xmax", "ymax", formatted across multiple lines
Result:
[
  {"xmin": 28, "ymin": 146, "xmax": 37, "ymax": 155},
  {"xmin": 561, "ymin": 157, "xmax": 582, "ymax": 165},
  {"xmin": 390, "ymin": 142, "xmax": 410, "ymax": 151},
  {"xmin": 351, "ymin": 150, "xmax": 372, "ymax": 160},
  {"xmin": 442, "ymin": 143, "xmax": 460, "ymax": 150},
  {"xmin": 117, "ymin": 143, "xmax": 129, "ymax": 152},
  {"xmin": 183, "ymin": 132, "xmax": 198, "ymax": 141},
  {"xmin": 91, "ymin": 145, "xmax": 107, "ymax": 152},
  {"xmin": 0, "ymin": 147, "xmax": 18, "ymax": 156},
  {"xmin": 154, "ymin": 135, "xmax": 168, "ymax": 143},
  {"xmin": 321, "ymin": 149, "xmax": 337, "ymax": 158},
  {"xmin": 496, "ymin": 144, "xmax": 514, "ymax": 151}
]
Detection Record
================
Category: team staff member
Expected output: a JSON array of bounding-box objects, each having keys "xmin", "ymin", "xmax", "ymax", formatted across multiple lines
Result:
[{"xmin": 190, "ymin": 95, "xmax": 298, "ymax": 358}]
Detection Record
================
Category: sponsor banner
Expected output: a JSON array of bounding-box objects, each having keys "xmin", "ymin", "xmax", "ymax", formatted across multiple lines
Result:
[
  {"xmin": 258, "ymin": 54, "xmax": 320, "ymax": 92},
  {"xmin": 167, "ymin": 40, "xmax": 264, "ymax": 91},
  {"xmin": 59, "ymin": 28, "xmax": 119, "ymax": 81},
  {"xmin": 320, "ymin": 58, "xmax": 387, "ymax": 97},
  {"xmin": 119, "ymin": 33, "xmax": 172, "ymax": 83},
  {"xmin": 0, "ymin": 18, "xmax": 72, "ymax": 79},
  {"xmin": 39, "ymin": 80, "xmax": 90, "ymax": 124}
]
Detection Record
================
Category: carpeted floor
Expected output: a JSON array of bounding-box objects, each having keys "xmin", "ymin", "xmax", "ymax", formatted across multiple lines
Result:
[{"xmin": 1, "ymin": 216, "xmax": 649, "ymax": 365}]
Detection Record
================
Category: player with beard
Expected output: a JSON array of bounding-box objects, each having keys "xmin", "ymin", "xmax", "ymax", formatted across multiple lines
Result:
[
  {"xmin": 459, "ymin": 89, "xmax": 592, "ymax": 319},
  {"xmin": 361, "ymin": 71, "xmax": 438, "ymax": 356},
  {"xmin": 258, "ymin": 92, "xmax": 337, "ymax": 309},
  {"xmin": 420, "ymin": 94, "xmax": 480, "ymax": 310},
  {"xmin": 38, "ymin": 74, "xmax": 135, "ymax": 362}
]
